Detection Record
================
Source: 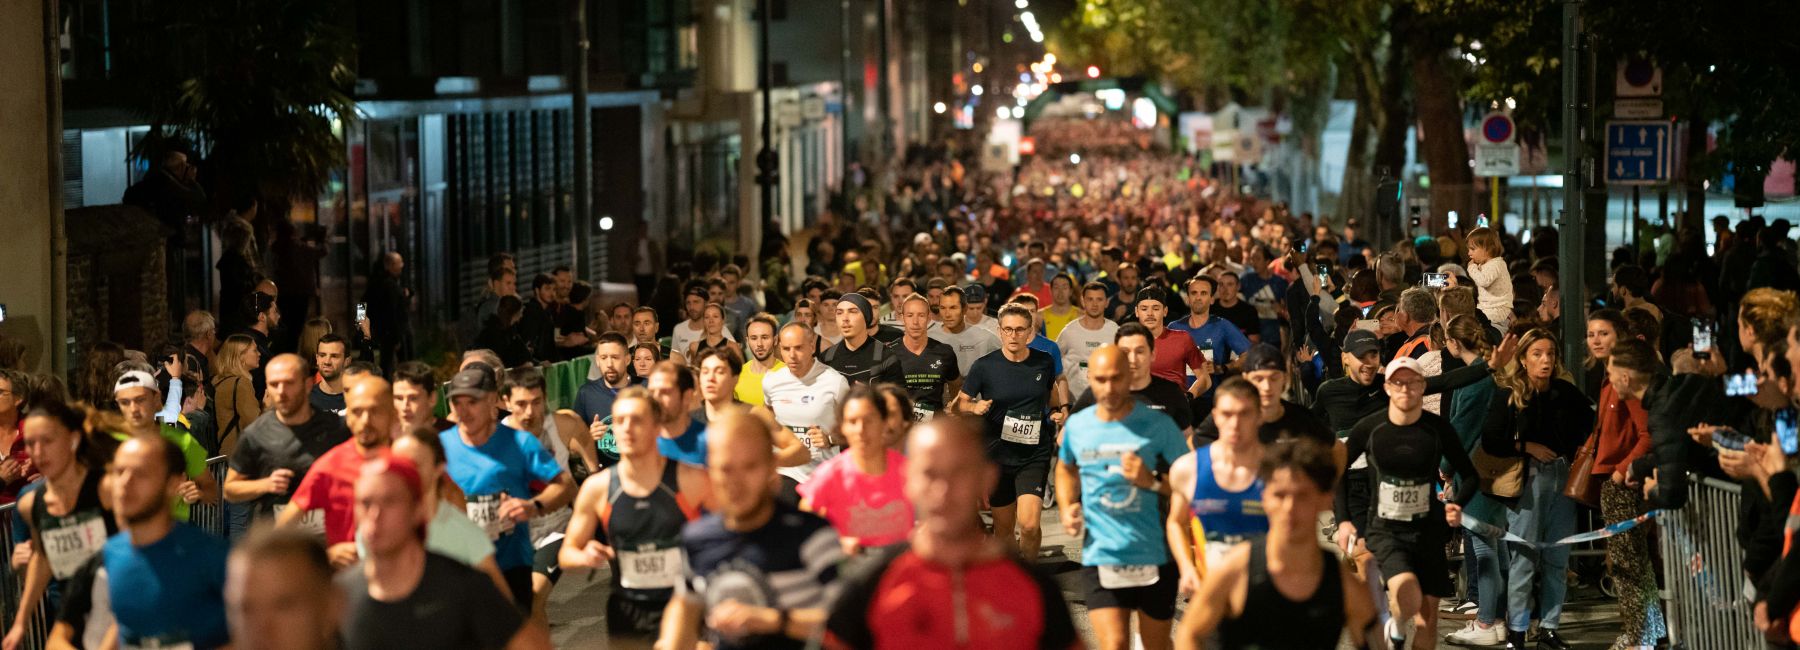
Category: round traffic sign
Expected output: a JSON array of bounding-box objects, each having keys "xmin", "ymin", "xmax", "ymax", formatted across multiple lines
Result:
[{"xmin": 1481, "ymin": 113, "xmax": 1515, "ymax": 144}]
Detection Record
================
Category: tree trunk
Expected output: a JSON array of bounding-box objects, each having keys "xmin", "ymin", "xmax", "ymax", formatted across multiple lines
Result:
[
  {"xmin": 1370, "ymin": 23, "xmax": 1411, "ymax": 250},
  {"xmin": 1410, "ymin": 44, "xmax": 1474, "ymax": 237},
  {"xmin": 1338, "ymin": 50, "xmax": 1377, "ymax": 229},
  {"xmin": 1684, "ymin": 115, "xmax": 1707, "ymax": 233}
]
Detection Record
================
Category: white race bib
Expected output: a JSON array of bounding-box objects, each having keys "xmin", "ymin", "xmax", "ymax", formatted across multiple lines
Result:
[
  {"xmin": 276, "ymin": 502, "xmax": 327, "ymax": 539},
  {"xmin": 1001, "ymin": 413, "xmax": 1043, "ymax": 445},
  {"xmin": 466, "ymin": 494, "xmax": 507, "ymax": 540},
  {"xmin": 788, "ymin": 425, "xmax": 828, "ymax": 461},
  {"xmin": 1377, "ymin": 479, "xmax": 1431, "ymax": 521},
  {"xmin": 912, "ymin": 403, "xmax": 935, "ymax": 422},
  {"xmin": 618, "ymin": 545, "xmax": 684, "ymax": 590},
  {"xmin": 42, "ymin": 512, "xmax": 107, "ymax": 580},
  {"xmin": 1098, "ymin": 564, "xmax": 1160, "ymax": 589}
]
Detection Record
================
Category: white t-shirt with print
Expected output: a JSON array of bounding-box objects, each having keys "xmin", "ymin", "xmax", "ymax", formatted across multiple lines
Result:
[{"xmin": 763, "ymin": 361, "xmax": 850, "ymax": 484}]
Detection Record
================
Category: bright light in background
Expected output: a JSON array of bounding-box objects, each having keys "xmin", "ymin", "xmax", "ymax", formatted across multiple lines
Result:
[
  {"xmin": 997, "ymin": 106, "xmax": 1009, "ymax": 118},
  {"xmin": 1012, "ymin": 106, "xmax": 1026, "ymax": 119},
  {"xmin": 1044, "ymin": 53, "xmax": 1056, "ymax": 65},
  {"xmin": 1504, "ymin": 97, "xmax": 1516, "ymax": 110},
  {"xmin": 1096, "ymin": 88, "xmax": 1126, "ymax": 110},
  {"xmin": 933, "ymin": 102, "xmax": 947, "ymax": 114},
  {"xmin": 1070, "ymin": 153, "xmax": 1081, "ymax": 164},
  {"xmin": 973, "ymin": 62, "xmax": 984, "ymax": 73},
  {"xmin": 1086, "ymin": 65, "xmax": 1101, "ymax": 78},
  {"xmin": 971, "ymin": 84, "xmax": 984, "ymax": 96},
  {"xmin": 1130, "ymin": 96, "xmax": 1156, "ymax": 128},
  {"xmin": 1016, "ymin": 96, "xmax": 1028, "ymax": 106},
  {"xmin": 1015, "ymin": 0, "xmax": 1028, "ymax": 7},
  {"xmin": 599, "ymin": 216, "xmax": 615, "ymax": 231},
  {"xmin": 1031, "ymin": 32, "xmax": 1043, "ymax": 43},
  {"xmin": 1050, "ymin": 73, "xmax": 1061, "ymax": 82}
]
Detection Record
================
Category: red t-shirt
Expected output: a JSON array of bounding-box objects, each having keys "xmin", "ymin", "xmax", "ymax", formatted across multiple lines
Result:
[
  {"xmin": 823, "ymin": 549, "xmax": 1078, "ymax": 650},
  {"xmin": 289, "ymin": 440, "xmax": 368, "ymax": 544},
  {"xmin": 1150, "ymin": 326, "xmax": 1207, "ymax": 387}
]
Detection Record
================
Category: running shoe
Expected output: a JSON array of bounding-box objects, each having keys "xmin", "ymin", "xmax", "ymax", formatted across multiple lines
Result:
[{"xmin": 1445, "ymin": 620, "xmax": 1505, "ymax": 646}]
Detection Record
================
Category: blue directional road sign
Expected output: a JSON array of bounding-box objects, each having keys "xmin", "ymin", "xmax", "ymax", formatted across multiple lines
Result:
[{"xmin": 1605, "ymin": 120, "xmax": 1671, "ymax": 185}]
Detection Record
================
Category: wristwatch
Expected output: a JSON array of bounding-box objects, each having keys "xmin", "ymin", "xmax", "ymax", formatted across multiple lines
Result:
[{"xmin": 530, "ymin": 498, "xmax": 545, "ymax": 516}]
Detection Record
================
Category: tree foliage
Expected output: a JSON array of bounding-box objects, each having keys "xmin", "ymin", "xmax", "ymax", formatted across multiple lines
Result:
[{"xmin": 120, "ymin": 0, "xmax": 357, "ymax": 203}]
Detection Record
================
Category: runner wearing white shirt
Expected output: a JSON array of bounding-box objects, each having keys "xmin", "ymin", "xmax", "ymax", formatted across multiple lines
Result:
[
  {"xmin": 1056, "ymin": 281, "xmax": 1121, "ymax": 401},
  {"xmin": 500, "ymin": 369, "xmax": 590, "ymax": 631},
  {"xmin": 761, "ymin": 323, "xmax": 851, "ymax": 495},
  {"xmin": 929, "ymin": 286, "xmax": 1002, "ymax": 376}
]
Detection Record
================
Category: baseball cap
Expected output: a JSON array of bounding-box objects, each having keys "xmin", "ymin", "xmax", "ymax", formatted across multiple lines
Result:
[
  {"xmin": 962, "ymin": 283, "xmax": 988, "ymax": 304},
  {"xmin": 1384, "ymin": 356, "xmax": 1426, "ymax": 379},
  {"xmin": 1241, "ymin": 344, "xmax": 1285, "ymax": 373},
  {"xmin": 112, "ymin": 370, "xmax": 159, "ymax": 397},
  {"xmin": 1026, "ymin": 257, "xmax": 1046, "ymax": 269},
  {"xmin": 447, "ymin": 366, "xmax": 498, "ymax": 399},
  {"xmin": 1342, "ymin": 330, "xmax": 1382, "ymax": 357}
]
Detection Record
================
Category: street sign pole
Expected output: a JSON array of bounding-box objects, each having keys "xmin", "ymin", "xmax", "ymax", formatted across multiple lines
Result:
[{"xmin": 1559, "ymin": 0, "xmax": 1588, "ymax": 388}]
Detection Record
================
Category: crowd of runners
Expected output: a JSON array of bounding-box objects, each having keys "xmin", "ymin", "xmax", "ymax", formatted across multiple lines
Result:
[{"xmin": 4, "ymin": 116, "xmax": 1800, "ymax": 650}]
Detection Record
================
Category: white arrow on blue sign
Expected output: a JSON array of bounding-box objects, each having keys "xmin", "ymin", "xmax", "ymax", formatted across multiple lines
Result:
[{"xmin": 1604, "ymin": 120, "xmax": 1671, "ymax": 185}]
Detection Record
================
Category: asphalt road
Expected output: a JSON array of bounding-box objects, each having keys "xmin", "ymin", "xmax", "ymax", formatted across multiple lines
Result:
[{"xmin": 544, "ymin": 507, "xmax": 1627, "ymax": 649}]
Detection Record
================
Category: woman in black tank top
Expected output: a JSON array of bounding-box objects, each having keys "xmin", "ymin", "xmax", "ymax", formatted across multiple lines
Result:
[
  {"xmin": 1218, "ymin": 537, "xmax": 1344, "ymax": 649},
  {"xmin": 8, "ymin": 403, "xmax": 119, "ymax": 646}
]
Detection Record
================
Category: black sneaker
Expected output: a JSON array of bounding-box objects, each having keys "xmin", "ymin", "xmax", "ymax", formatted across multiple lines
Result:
[{"xmin": 1536, "ymin": 629, "xmax": 1571, "ymax": 650}]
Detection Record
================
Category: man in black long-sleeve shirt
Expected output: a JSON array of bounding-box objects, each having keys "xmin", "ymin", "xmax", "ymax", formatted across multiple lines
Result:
[{"xmin": 1333, "ymin": 356, "xmax": 1478, "ymax": 650}]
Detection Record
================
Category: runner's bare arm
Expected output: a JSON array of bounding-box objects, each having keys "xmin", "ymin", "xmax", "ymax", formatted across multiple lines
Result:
[
  {"xmin": 1165, "ymin": 453, "xmax": 1202, "ymax": 592},
  {"xmin": 558, "ymin": 472, "xmax": 611, "ymax": 570},
  {"xmin": 553, "ymin": 410, "xmax": 600, "ymax": 473},
  {"xmin": 1340, "ymin": 554, "xmax": 1378, "ymax": 649},
  {"xmin": 532, "ymin": 471, "xmax": 577, "ymax": 513},
  {"xmin": 655, "ymin": 596, "xmax": 702, "ymax": 650},
  {"xmin": 503, "ymin": 616, "xmax": 552, "ymax": 650},
  {"xmin": 676, "ymin": 463, "xmax": 715, "ymax": 512},
  {"xmin": 1176, "ymin": 544, "xmax": 1248, "ymax": 650}
]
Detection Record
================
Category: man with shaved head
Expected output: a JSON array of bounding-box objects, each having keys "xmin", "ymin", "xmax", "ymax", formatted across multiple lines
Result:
[
  {"xmin": 661, "ymin": 412, "xmax": 844, "ymax": 650},
  {"xmin": 823, "ymin": 418, "xmax": 1079, "ymax": 649},
  {"xmin": 280, "ymin": 376, "xmax": 397, "ymax": 568},
  {"xmin": 225, "ymin": 353, "xmax": 348, "ymax": 537},
  {"xmin": 1056, "ymin": 345, "xmax": 1188, "ymax": 650}
]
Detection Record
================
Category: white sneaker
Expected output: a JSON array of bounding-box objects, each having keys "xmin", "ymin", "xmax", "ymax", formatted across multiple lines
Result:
[{"xmin": 1446, "ymin": 620, "xmax": 1505, "ymax": 646}]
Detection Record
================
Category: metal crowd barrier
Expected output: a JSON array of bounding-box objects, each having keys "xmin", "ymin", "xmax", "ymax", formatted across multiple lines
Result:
[
  {"xmin": 190, "ymin": 456, "xmax": 231, "ymax": 539},
  {"xmin": 1656, "ymin": 474, "xmax": 1767, "ymax": 650}
]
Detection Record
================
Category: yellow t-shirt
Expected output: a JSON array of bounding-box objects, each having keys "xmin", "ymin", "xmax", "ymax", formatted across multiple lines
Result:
[
  {"xmin": 1041, "ymin": 306, "xmax": 1080, "ymax": 341},
  {"xmin": 736, "ymin": 359, "xmax": 785, "ymax": 406}
]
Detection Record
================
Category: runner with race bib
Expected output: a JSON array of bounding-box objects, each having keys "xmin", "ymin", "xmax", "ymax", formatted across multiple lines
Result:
[
  {"xmin": 1335, "ymin": 356, "xmax": 1477, "ymax": 650},
  {"xmin": 6, "ymin": 401, "xmax": 117, "ymax": 650},
  {"xmin": 438, "ymin": 366, "xmax": 576, "ymax": 614},
  {"xmin": 558, "ymin": 387, "xmax": 710, "ymax": 641},
  {"xmin": 761, "ymin": 323, "xmax": 851, "ymax": 499},
  {"xmin": 1167, "ymin": 378, "xmax": 1268, "ymax": 597},
  {"xmin": 956, "ymin": 303, "xmax": 1066, "ymax": 562},
  {"xmin": 1056, "ymin": 346, "xmax": 1186, "ymax": 650},
  {"xmin": 893, "ymin": 294, "xmax": 960, "ymax": 421}
]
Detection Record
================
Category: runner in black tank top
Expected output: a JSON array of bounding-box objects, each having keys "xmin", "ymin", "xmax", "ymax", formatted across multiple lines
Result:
[
  {"xmin": 557, "ymin": 389, "xmax": 710, "ymax": 640},
  {"xmin": 8, "ymin": 404, "xmax": 119, "ymax": 648},
  {"xmin": 1218, "ymin": 537, "xmax": 1344, "ymax": 649}
]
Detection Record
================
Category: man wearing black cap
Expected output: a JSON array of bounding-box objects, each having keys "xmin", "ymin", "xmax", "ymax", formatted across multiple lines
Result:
[
  {"xmin": 438, "ymin": 365, "xmax": 577, "ymax": 613},
  {"xmin": 962, "ymin": 283, "xmax": 1001, "ymax": 336},
  {"xmin": 822, "ymin": 292, "xmax": 904, "ymax": 387},
  {"xmin": 1312, "ymin": 330, "xmax": 1390, "ymax": 437},
  {"xmin": 1192, "ymin": 343, "xmax": 1332, "ymax": 449}
]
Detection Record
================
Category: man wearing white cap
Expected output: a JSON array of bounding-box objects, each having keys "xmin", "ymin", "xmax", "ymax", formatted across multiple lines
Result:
[
  {"xmin": 1332, "ymin": 356, "xmax": 1479, "ymax": 650},
  {"xmin": 112, "ymin": 369, "xmax": 220, "ymax": 521}
]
